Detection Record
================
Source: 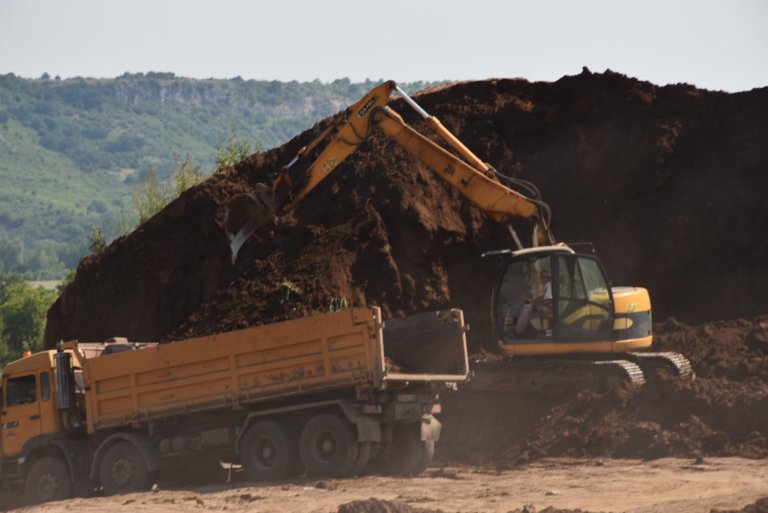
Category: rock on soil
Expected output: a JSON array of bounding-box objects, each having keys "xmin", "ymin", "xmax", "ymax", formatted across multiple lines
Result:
[
  {"xmin": 43, "ymin": 70, "xmax": 768, "ymax": 466},
  {"xmin": 714, "ymin": 497, "xmax": 768, "ymax": 513}
]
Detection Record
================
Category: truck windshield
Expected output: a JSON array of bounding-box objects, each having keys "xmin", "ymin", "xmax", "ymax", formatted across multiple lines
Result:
[{"xmin": 7, "ymin": 375, "xmax": 37, "ymax": 406}]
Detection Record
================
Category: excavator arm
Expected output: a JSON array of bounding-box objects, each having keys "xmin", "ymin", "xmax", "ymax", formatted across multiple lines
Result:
[{"xmin": 226, "ymin": 80, "xmax": 553, "ymax": 259}]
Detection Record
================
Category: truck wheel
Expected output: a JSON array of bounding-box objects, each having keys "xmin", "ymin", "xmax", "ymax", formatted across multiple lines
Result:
[
  {"xmin": 240, "ymin": 420, "xmax": 301, "ymax": 481},
  {"xmin": 23, "ymin": 456, "xmax": 72, "ymax": 505},
  {"xmin": 299, "ymin": 413, "xmax": 359, "ymax": 477},
  {"xmin": 379, "ymin": 424, "xmax": 434, "ymax": 476},
  {"xmin": 99, "ymin": 442, "xmax": 152, "ymax": 495}
]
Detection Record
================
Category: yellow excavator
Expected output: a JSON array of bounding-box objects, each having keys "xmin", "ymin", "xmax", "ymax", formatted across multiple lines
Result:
[{"xmin": 225, "ymin": 80, "xmax": 692, "ymax": 392}]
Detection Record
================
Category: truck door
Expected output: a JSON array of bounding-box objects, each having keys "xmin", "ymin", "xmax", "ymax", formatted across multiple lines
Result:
[{"xmin": 0, "ymin": 374, "xmax": 42, "ymax": 457}]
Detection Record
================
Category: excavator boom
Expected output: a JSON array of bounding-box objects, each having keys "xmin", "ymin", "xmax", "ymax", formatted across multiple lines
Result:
[
  {"xmin": 374, "ymin": 107, "xmax": 539, "ymax": 222},
  {"xmin": 226, "ymin": 81, "xmax": 553, "ymax": 259}
]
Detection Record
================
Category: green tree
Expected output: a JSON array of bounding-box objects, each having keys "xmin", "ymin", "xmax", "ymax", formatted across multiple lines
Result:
[
  {"xmin": 0, "ymin": 274, "xmax": 24, "ymax": 303},
  {"xmin": 0, "ymin": 278, "xmax": 57, "ymax": 366},
  {"xmin": 122, "ymin": 157, "xmax": 207, "ymax": 235},
  {"xmin": 87, "ymin": 224, "xmax": 107, "ymax": 253},
  {"xmin": 171, "ymin": 154, "xmax": 205, "ymax": 196},
  {"xmin": 215, "ymin": 127, "xmax": 260, "ymax": 171},
  {"xmin": 131, "ymin": 166, "xmax": 169, "ymax": 224}
]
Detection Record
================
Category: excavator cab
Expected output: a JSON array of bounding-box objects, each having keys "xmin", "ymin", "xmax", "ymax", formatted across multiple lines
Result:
[{"xmin": 489, "ymin": 246, "xmax": 618, "ymax": 355}]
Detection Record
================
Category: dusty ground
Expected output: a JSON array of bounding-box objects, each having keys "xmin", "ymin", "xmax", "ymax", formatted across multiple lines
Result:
[{"xmin": 6, "ymin": 458, "xmax": 768, "ymax": 513}]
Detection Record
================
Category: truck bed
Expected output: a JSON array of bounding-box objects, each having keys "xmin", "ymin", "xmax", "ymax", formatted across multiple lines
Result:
[{"xmin": 80, "ymin": 307, "xmax": 468, "ymax": 432}]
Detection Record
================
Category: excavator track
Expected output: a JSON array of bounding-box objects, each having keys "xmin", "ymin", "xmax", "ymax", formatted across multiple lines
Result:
[
  {"xmin": 469, "ymin": 358, "xmax": 645, "ymax": 397},
  {"xmin": 625, "ymin": 351, "xmax": 695, "ymax": 381}
]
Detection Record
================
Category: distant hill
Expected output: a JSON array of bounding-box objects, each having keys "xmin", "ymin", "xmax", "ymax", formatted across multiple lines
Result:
[{"xmin": 0, "ymin": 73, "xmax": 441, "ymax": 278}]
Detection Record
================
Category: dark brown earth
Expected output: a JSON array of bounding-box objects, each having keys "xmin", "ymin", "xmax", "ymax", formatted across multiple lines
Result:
[
  {"xmin": 43, "ymin": 69, "xmax": 768, "ymax": 467},
  {"xmin": 438, "ymin": 316, "xmax": 768, "ymax": 465}
]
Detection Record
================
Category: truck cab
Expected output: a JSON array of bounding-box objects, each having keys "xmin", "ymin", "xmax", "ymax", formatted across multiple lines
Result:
[
  {"xmin": 1, "ymin": 348, "xmax": 87, "ymax": 503},
  {"xmin": 1, "ymin": 352, "xmax": 60, "ymax": 460}
]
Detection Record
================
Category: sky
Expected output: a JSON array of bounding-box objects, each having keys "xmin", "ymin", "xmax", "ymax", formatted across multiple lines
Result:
[{"xmin": 0, "ymin": 0, "xmax": 766, "ymax": 92}]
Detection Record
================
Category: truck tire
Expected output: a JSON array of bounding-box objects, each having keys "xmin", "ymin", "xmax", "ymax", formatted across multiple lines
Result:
[
  {"xmin": 23, "ymin": 456, "xmax": 72, "ymax": 505},
  {"xmin": 240, "ymin": 420, "xmax": 301, "ymax": 481},
  {"xmin": 99, "ymin": 441, "xmax": 153, "ymax": 495},
  {"xmin": 299, "ymin": 413, "xmax": 359, "ymax": 477},
  {"xmin": 349, "ymin": 441, "xmax": 372, "ymax": 476},
  {"xmin": 378, "ymin": 424, "xmax": 434, "ymax": 476}
]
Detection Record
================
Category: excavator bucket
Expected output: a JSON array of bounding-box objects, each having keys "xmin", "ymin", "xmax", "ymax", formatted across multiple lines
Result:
[{"xmin": 224, "ymin": 183, "xmax": 276, "ymax": 261}]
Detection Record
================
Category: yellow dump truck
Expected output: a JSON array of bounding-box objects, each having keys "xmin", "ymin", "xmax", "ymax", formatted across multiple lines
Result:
[{"xmin": 0, "ymin": 307, "xmax": 468, "ymax": 504}]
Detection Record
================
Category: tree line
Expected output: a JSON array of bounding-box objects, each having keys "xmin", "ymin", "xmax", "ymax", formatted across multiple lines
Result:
[
  {"xmin": 0, "ymin": 74, "xmax": 442, "ymax": 280},
  {"xmin": 0, "ymin": 275, "xmax": 59, "ymax": 370}
]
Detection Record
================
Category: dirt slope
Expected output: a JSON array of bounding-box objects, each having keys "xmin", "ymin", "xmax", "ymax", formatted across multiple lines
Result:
[{"xmin": 43, "ymin": 70, "xmax": 768, "ymax": 466}]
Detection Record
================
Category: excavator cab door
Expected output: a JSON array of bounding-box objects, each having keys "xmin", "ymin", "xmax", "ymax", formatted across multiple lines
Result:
[
  {"xmin": 492, "ymin": 250, "xmax": 614, "ymax": 347},
  {"xmin": 551, "ymin": 254, "xmax": 614, "ymax": 343}
]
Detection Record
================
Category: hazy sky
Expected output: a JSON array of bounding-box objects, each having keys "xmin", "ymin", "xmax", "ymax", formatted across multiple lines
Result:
[{"xmin": 1, "ymin": 0, "xmax": 765, "ymax": 92}]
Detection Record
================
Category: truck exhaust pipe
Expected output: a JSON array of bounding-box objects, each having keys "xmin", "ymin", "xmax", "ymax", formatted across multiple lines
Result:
[
  {"xmin": 54, "ymin": 343, "xmax": 85, "ymax": 432},
  {"xmin": 54, "ymin": 345, "xmax": 75, "ymax": 411}
]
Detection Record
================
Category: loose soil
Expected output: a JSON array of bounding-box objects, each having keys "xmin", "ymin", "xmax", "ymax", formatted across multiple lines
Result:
[
  {"xmin": 6, "ymin": 458, "xmax": 768, "ymax": 513},
  {"xmin": 36, "ymin": 70, "xmax": 768, "ymax": 509}
]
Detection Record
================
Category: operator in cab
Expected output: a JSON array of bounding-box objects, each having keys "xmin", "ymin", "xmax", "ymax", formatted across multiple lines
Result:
[{"xmin": 504, "ymin": 267, "xmax": 553, "ymax": 338}]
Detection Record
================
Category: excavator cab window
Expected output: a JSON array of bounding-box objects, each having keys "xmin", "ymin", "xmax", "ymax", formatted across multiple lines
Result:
[
  {"xmin": 554, "ymin": 255, "xmax": 613, "ymax": 342},
  {"xmin": 495, "ymin": 253, "xmax": 555, "ymax": 341},
  {"xmin": 494, "ymin": 251, "xmax": 614, "ymax": 344}
]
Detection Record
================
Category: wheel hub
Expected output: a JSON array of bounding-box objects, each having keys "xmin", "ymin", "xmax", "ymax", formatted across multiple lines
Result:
[
  {"xmin": 318, "ymin": 433, "xmax": 337, "ymax": 461},
  {"xmin": 112, "ymin": 457, "xmax": 136, "ymax": 486},
  {"xmin": 255, "ymin": 440, "xmax": 276, "ymax": 466},
  {"xmin": 36, "ymin": 472, "xmax": 59, "ymax": 499}
]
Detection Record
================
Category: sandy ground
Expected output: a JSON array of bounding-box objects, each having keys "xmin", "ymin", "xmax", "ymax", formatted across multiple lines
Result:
[{"xmin": 6, "ymin": 457, "xmax": 767, "ymax": 513}]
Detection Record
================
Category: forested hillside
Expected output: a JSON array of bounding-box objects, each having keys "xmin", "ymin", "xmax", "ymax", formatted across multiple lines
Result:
[{"xmin": 0, "ymin": 73, "xmax": 439, "ymax": 278}]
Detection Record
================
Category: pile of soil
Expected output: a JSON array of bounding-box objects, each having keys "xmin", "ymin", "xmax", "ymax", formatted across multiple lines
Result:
[
  {"xmin": 336, "ymin": 499, "xmax": 592, "ymax": 513},
  {"xmin": 717, "ymin": 497, "xmax": 768, "ymax": 513},
  {"xmin": 44, "ymin": 69, "xmax": 768, "ymax": 465},
  {"xmin": 336, "ymin": 498, "xmax": 435, "ymax": 513},
  {"xmin": 438, "ymin": 316, "xmax": 768, "ymax": 466}
]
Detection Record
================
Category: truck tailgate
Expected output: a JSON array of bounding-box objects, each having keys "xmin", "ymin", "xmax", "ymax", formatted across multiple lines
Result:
[{"xmin": 381, "ymin": 309, "xmax": 469, "ymax": 383}]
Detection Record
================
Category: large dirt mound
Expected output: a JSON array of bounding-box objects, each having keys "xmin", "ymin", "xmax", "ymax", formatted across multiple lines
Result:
[
  {"xmin": 44, "ymin": 70, "xmax": 768, "ymax": 465},
  {"xmin": 46, "ymin": 69, "xmax": 768, "ymax": 348}
]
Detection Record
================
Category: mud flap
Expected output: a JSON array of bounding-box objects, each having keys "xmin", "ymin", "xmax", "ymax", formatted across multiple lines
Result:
[
  {"xmin": 420, "ymin": 414, "xmax": 441, "ymax": 442},
  {"xmin": 338, "ymin": 402, "xmax": 382, "ymax": 443}
]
